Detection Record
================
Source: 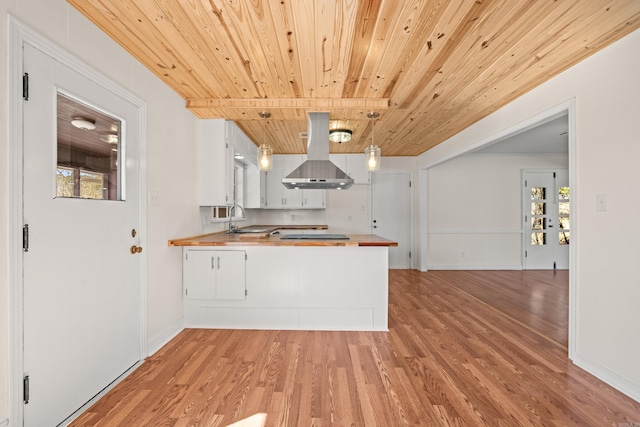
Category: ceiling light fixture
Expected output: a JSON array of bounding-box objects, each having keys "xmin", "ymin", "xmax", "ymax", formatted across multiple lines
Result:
[
  {"xmin": 257, "ymin": 112, "xmax": 273, "ymax": 171},
  {"xmin": 365, "ymin": 112, "xmax": 381, "ymax": 171},
  {"xmin": 329, "ymin": 129, "xmax": 353, "ymax": 143},
  {"xmin": 70, "ymin": 117, "xmax": 96, "ymax": 131}
]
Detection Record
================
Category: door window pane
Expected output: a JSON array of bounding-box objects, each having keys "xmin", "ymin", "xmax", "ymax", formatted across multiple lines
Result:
[
  {"xmin": 559, "ymin": 202, "xmax": 570, "ymax": 215},
  {"xmin": 559, "ymin": 231, "xmax": 570, "ymax": 245},
  {"xmin": 531, "ymin": 202, "xmax": 546, "ymax": 215},
  {"xmin": 558, "ymin": 187, "xmax": 570, "ymax": 200},
  {"xmin": 531, "ymin": 187, "xmax": 546, "ymax": 200},
  {"xmin": 531, "ymin": 232, "xmax": 546, "ymax": 245},
  {"xmin": 56, "ymin": 93, "xmax": 121, "ymax": 200},
  {"xmin": 531, "ymin": 218, "xmax": 545, "ymax": 230}
]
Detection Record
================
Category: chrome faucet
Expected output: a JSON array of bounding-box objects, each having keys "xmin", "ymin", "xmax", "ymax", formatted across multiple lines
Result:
[{"xmin": 228, "ymin": 204, "xmax": 246, "ymax": 232}]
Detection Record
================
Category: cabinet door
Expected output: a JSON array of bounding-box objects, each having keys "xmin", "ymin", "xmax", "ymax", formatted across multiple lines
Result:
[
  {"xmin": 215, "ymin": 250, "xmax": 246, "ymax": 300},
  {"xmin": 265, "ymin": 168, "xmax": 304, "ymax": 208},
  {"xmin": 302, "ymin": 190, "xmax": 325, "ymax": 208},
  {"xmin": 264, "ymin": 168, "xmax": 287, "ymax": 208},
  {"xmin": 346, "ymin": 154, "xmax": 370, "ymax": 184},
  {"xmin": 244, "ymin": 164, "xmax": 262, "ymax": 208},
  {"xmin": 184, "ymin": 250, "xmax": 216, "ymax": 299},
  {"xmin": 199, "ymin": 119, "xmax": 233, "ymax": 205}
]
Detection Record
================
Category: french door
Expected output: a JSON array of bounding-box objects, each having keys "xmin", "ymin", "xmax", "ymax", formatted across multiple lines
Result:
[
  {"xmin": 523, "ymin": 170, "xmax": 570, "ymax": 269},
  {"xmin": 22, "ymin": 44, "xmax": 144, "ymax": 426}
]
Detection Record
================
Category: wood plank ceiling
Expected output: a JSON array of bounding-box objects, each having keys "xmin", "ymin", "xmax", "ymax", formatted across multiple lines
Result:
[{"xmin": 67, "ymin": 0, "xmax": 640, "ymax": 156}]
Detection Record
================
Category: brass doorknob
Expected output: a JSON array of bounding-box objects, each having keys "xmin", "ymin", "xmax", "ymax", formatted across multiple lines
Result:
[{"xmin": 130, "ymin": 245, "xmax": 143, "ymax": 254}]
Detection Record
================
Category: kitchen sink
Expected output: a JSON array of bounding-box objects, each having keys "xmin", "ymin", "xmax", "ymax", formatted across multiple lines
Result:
[
  {"xmin": 280, "ymin": 234, "xmax": 350, "ymax": 240},
  {"xmin": 228, "ymin": 228, "xmax": 271, "ymax": 234}
]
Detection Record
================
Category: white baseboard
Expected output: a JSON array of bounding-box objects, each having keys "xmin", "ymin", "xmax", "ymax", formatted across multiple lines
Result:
[
  {"xmin": 426, "ymin": 264, "xmax": 523, "ymax": 270},
  {"xmin": 147, "ymin": 317, "xmax": 186, "ymax": 357},
  {"xmin": 572, "ymin": 353, "xmax": 640, "ymax": 404}
]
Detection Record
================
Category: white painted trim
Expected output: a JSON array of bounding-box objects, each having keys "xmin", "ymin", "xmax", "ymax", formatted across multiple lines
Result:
[
  {"xmin": 419, "ymin": 101, "xmax": 573, "ymax": 170},
  {"xmin": 418, "ymin": 168, "xmax": 428, "ymax": 271},
  {"xmin": 417, "ymin": 98, "xmax": 578, "ymax": 373},
  {"xmin": 566, "ymin": 99, "xmax": 578, "ymax": 364},
  {"xmin": 147, "ymin": 318, "xmax": 186, "ymax": 357},
  {"xmin": 428, "ymin": 229, "xmax": 523, "ymax": 235},
  {"xmin": 426, "ymin": 265, "xmax": 524, "ymax": 271},
  {"xmin": 8, "ymin": 15, "xmax": 148, "ymax": 425},
  {"xmin": 572, "ymin": 353, "xmax": 640, "ymax": 404},
  {"xmin": 59, "ymin": 360, "xmax": 145, "ymax": 426}
]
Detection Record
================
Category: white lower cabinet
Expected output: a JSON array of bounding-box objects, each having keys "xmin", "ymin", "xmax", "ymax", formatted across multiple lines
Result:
[
  {"xmin": 184, "ymin": 249, "xmax": 246, "ymax": 300},
  {"xmin": 182, "ymin": 246, "xmax": 388, "ymax": 331}
]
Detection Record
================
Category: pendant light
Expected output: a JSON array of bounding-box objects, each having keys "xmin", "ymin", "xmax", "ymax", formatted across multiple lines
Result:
[
  {"xmin": 257, "ymin": 112, "xmax": 273, "ymax": 171},
  {"xmin": 365, "ymin": 112, "xmax": 381, "ymax": 171}
]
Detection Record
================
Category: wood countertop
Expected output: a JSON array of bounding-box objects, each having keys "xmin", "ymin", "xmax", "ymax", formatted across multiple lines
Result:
[{"xmin": 168, "ymin": 225, "xmax": 398, "ymax": 247}]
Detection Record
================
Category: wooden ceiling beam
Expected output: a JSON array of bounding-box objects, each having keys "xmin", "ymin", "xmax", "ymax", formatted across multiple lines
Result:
[
  {"xmin": 187, "ymin": 98, "xmax": 389, "ymax": 110},
  {"xmin": 186, "ymin": 98, "xmax": 390, "ymax": 120}
]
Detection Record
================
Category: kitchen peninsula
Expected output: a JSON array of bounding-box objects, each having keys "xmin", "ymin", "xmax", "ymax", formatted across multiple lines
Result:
[{"xmin": 169, "ymin": 226, "xmax": 397, "ymax": 331}]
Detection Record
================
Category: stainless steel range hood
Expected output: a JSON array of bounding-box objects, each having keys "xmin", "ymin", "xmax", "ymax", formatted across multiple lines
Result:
[{"xmin": 282, "ymin": 112, "xmax": 354, "ymax": 190}]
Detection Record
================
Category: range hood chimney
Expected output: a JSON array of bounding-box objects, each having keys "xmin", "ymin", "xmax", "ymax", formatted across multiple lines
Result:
[{"xmin": 282, "ymin": 112, "xmax": 354, "ymax": 190}]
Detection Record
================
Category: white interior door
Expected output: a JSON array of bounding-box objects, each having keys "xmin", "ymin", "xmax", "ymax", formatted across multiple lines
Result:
[
  {"xmin": 371, "ymin": 172, "xmax": 411, "ymax": 269},
  {"xmin": 22, "ymin": 44, "xmax": 143, "ymax": 426},
  {"xmin": 524, "ymin": 170, "xmax": 570, "ymax": 269}
]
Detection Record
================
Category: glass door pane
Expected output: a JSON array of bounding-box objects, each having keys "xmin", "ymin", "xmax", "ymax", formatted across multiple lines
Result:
[{"xmin": 56, "ymin": 93, "xmax": 122, "ymax": 200}]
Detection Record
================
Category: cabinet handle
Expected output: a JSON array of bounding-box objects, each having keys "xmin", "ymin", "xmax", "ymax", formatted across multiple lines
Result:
[
  {"xmin": 217, "ymin": 256, "xmax": 221, "ymax": 270},
  {"xmin": 211, "ymin": 256, "xmax": 215, "ymax": 270}
]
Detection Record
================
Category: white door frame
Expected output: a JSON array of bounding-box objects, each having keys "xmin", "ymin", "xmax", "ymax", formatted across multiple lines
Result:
[
  {"xmin": 8, "ymin": 17, "xmax": 148, "ymax": 425},
  {"xmin": 417, "ymin": 99, "xmax": 577, "ymax": 359}
]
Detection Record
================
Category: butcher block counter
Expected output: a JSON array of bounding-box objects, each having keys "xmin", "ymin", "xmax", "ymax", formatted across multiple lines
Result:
[
  {"xmin": 168, "ymin": 225, "xmax": 398, "ymax": 247},
  {"xmin": 170, "ymin": 225, "xmax": 396, "ymax": 332}
]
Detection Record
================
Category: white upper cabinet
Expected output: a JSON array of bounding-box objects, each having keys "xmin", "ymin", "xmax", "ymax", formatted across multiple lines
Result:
[
  {"xmin": 330, "ymin": 154, "xmax": 371, "ymax": 184},
  {"xmin": 263, "ymin": 155, "xmax": 325, "ymax": 209},
  {"xmin": 199, "ymin": 119, "xmax": 233, "ymax": 206},
  {"xmin": 199, "ymin": 120, "xmax": 259, "ymax": 206}
]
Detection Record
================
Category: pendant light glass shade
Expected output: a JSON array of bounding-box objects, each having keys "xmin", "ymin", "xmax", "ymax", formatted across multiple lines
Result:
[
  {"xmin": 257, "ymin": 112, "xmax": 273, "ymax": 171},
  {"xmin": 258, "ymin": 143, "xmax": 273, "ymax": 171},
  {"xmin": 365, "ymin": 144, "xmax": 381, "ymax": 171},
  {"xmin": 365, "ymin": 112, "xmax": 381, "ymax": 171}
]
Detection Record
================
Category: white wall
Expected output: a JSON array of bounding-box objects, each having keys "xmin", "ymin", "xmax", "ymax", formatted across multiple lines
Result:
[
  {"xmin": 1, "ymin": 0, "xmax": 201, "ymax": 421},
  {"xmin": 427, "ymin": 153, "xmax": 568, "ymax": 269},
  {"xmin": 419, "ymin": 29, "xmax": 640, "ymax": 402}
]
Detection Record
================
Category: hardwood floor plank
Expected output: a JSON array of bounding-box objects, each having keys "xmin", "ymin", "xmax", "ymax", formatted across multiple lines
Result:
[{"xmin": 70, "ymin": 270, "xmax": 640, "ymax": 426}]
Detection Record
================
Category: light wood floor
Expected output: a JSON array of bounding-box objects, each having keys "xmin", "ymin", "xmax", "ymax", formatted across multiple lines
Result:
[{"xmin": 71, "ymin": 270, "xmax": 640, "ymax": 426}]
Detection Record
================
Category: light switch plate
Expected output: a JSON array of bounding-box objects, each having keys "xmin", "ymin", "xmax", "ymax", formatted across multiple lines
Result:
[{"xmin": 596, "ymin": 193, "xmax": 608, "ymax": 212}]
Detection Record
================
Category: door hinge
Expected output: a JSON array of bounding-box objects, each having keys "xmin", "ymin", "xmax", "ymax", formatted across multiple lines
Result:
[
  {"xmin": 23, "ymin": 375, "xmax": 29, "ymax": 404},
  {"xmin": 185, "ymin": 288, "xmax": 188, "ymax": 296},
  {"xmin": 23, "ymin": 224, "xmax": 29, "ymax": 252},
  {"xmin": 409, "ymin": 251, "xmax": 412, "ymax": 258},
  {"xmin": 245, "ymin": 253, "xmax": 247, "ymax": 260},
  {"xmin": 245, "ymin": 289, "xmax": 247, "ymax": 297},
  {"xmin": 553, "ymin": 261, "xmax": 557, "ymax": 270},
  {"xmin": 409, "ymin": 181, "xmax": 412, "ymax": 188},
  {"xmin": 524, "ymin": 179, "xmax": 528, "ymax": 187},
  {"xmin": 525, "ymin": 250, "xmax": 528, "ymax": 258},
  {"xmin": 23, "ymin": 73, "xmax": 29, "ymax": 100}
]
